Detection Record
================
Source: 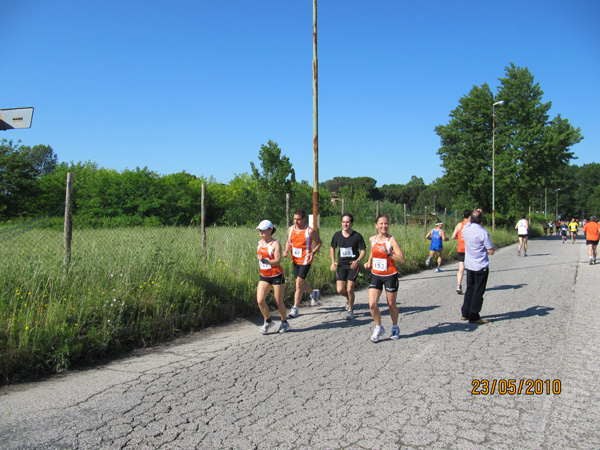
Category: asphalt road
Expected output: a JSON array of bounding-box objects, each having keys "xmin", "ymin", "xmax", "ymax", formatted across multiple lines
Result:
[{"xmin": 1, "ymin": 234, "xmax": 598, "ymax": 450}]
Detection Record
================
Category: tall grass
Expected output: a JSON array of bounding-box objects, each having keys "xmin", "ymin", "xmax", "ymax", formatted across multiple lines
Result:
[{"xmin": 0, "ymin": 222, "xmax": 519, "ymax": 383}]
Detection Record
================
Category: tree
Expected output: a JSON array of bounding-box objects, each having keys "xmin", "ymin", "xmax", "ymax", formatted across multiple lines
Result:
[
  {"xmin": 435, "ymin": 63, "xmax": 583, "ymax": 219},
  {"xmin": 0, "ymin": 140, "xmax": 41, "ymax": 218},
  {"xmin": 250, "ymin": 140, "xmax": 294, "ymax": 223}
]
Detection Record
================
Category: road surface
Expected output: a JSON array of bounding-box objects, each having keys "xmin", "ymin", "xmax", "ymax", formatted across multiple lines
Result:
[{"xmin": 1, "ymin": 235, "xmax": 598, "ymax": 449}]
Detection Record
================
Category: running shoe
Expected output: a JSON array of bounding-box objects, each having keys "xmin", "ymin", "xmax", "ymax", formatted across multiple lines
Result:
[
  {"xmin": 390, "ymin": 325, "xmax": 400, "ymax": 340},
  {"xmin": 524, "ymin": 252, "xmax": 527, "ymax": 257},
  {"xmin": 288, "ymin": 306, "xmax": 299, "ymax": 318},
  {"xmin": 456, "ymin": 285, "xmax": 463, "ymax": 295},
  {"xmin": 278, "ymin": 321, "xmax": 290, "ymax": 333},
  {"xmin": 370, "ymin": 325, "xmax": 385, "ymax": 343},
  {"xmin": 426, "ymin": 257, "xmax": 431, "ymax": 266},
  {"xmin": 345, "ymin": 300, "xmax": 349, "ymax": 311},
  {"xmin": 260, "ymin": 321, "xmax": 274, "ymax": 335},
  {"xmin": 310, "ymin": 289, "xmax": 320, "ymax": 306},
  {"xmin": 345, "ymin": 310, "xmax": 354, "ymax": 320},
  {"xmin": 436, "ymin": 267, "xmax": 442, "ymax": 273},
  {"xmin": 590, "ymin": 259, "xmax": 594, "ymax": 265}
]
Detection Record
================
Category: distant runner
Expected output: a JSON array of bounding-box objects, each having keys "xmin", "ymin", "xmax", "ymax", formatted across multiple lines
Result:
[
  {"xmin": 568, "ymin": 218, "xmax": 579, "ymax": 244},
  {"xmin": 515, "ymin": 215, "xmax": 529, "ymax": 256},
  {"xmin": 425, "ymin": 222, "xmax": 449, "ymax": 272},
  {"xmin": 560, "ymin": 221, "xmax": 568, "ymax": 243}
]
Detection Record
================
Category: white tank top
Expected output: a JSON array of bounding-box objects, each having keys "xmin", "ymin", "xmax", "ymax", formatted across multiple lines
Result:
[{"xmin": 517, "ymin": 220, "xmax": 528, "ymax": 235}]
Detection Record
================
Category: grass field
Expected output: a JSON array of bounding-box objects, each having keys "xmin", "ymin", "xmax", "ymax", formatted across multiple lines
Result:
[{"xmin": 0, "ymin": 221, "xmax": 520, "ymax": 383}]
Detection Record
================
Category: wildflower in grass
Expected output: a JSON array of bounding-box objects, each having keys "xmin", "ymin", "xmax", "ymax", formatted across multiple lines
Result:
[{"xmin": 25, "ymin": 326, "xmax": 29, "ymax": 331}]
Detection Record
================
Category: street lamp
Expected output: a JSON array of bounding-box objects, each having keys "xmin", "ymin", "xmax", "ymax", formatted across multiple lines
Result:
[{"xmin": 492, "ymin": 100, "xmax": 505, "ymax": 231}]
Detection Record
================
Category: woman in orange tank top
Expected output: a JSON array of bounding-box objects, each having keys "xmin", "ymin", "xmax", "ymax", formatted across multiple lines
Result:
[
  {"xmin": 255, "ymin": 220, "xmax": 290, "ymax": 334},
  {"xmin": 364, "ymin": 215, "xmax": 405, "ymax": 342}
]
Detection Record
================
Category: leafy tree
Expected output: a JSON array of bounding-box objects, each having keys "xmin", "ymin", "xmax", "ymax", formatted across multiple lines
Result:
[
  {"xmin": 0, "ymin": 140, "xmax": 42, "ymax": 218},
  {"xmin": 435, "ymin": 63, "xmax": 583, "ymax": 218},
  {"xmin": 250, "ymin": 140, "xmax": 294, "ymax": 223}
]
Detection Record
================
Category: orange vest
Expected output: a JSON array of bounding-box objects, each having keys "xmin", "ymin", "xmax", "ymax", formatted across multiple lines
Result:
[
  {"xmin": 371, "ymin": 236, "xmax": 398, "ymax": 276},
  {"xmin": 583, "ymin": 221, "xmax": 600, "ymax": 241},
  {"xmin": 457, "ymin": 219, "xmax": 469, "ymax": 253},
  {"xmin": 257, "ymin": 239, "xmax": 283, "ymax": 278},
  {"xmin": 288, "ymin": 226, "xmax": 313, "ymax": 265}
]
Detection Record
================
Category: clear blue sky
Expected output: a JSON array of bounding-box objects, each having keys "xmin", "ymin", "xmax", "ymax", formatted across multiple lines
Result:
[{"xmin": 2, "ymin": 0, "xmax": 598, "ymax": 186}]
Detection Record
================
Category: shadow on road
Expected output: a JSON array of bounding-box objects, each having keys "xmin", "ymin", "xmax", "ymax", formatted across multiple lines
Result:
[
  {"xmin": 487, "ymin": 283, "xmax": 527, "ymax": 291},
  {"xmin": 400, "ymin": 305, "xmax": 554, "ymax": 339}
]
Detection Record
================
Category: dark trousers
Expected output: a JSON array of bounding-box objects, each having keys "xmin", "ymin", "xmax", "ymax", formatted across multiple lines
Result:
[{"xmin": 461, "ymin": 267, "xmax": 489, "ymax": 321}]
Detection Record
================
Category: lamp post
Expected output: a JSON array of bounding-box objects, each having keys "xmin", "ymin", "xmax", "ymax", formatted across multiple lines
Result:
[
  {"xmin": 492, "ymin": 100, "xmax": 505, "ymax": 231},
  {"xmin": 555, "ymin": 188, "xmax": 561, "ymax": 219}
]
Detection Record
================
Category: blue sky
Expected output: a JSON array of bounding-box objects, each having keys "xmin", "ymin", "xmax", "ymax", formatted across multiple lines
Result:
[{"xmin": 2, "ymin": 0, "xmax": 598, "ymax": 186}]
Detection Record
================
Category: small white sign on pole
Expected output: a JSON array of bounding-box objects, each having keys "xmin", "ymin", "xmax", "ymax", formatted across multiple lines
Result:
[{"xmin": 0, "ymin": 107, "xmax": 34, "ymax": 130}]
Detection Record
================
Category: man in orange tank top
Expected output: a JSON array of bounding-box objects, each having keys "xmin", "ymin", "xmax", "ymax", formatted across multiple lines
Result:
[
  {"xmin": 283, "ymin": 209, "xmax": 322, "ymax": 318},
  {"xmin": 583, "ymin": 216, "xmax": 600, "ymax": 265},
  {"xmin": 451, "ymin": 210, "xmax": 472, "ymax": 295}
]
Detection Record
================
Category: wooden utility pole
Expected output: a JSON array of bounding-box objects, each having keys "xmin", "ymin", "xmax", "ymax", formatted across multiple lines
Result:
[{"xmin": 312, "ymin": 0, "xmax": 319, "ymax": 231}]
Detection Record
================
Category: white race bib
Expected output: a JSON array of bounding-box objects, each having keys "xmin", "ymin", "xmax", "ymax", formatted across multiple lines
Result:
[
  {"xmin": 373, "ymin": 257, "xmax": 387, "ymax": 272},
  {"xmin": 292, "ymin": 247, "xmax": 303, "ymax": 258},
  {"xmin": 340, "ymin": 247, "xmax": 354, "ymax": 258},
  {"xmin": 259, "ymin": 260, "xmax": 272, "ymax": 270}
]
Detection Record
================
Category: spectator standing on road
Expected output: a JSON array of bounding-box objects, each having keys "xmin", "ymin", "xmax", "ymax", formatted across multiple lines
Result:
[
  {"xmin": 364, "ymin": 215, "xmax": 405, "ymax": 342},
  {"xmin": 425, "ymin": 222, "xmax": 449, "ymax": 272},
  {"xmin": 330, "ymin": 213, "xmax": 366, "ymax": 321},
  {"xmin": 515, "ymin": 215, "xmax": 529, "ymax": 256},
  {"xmin": 583, "ymin": 216, "xmax": 600, "ymax": 265},
  {"xmin": 452, "ymin": 210, "xmax": 472, "ymax": 295},
  {"xmin": 569, "ymin": 218, "xmax": 579, "ymax": 244},
  {"xmin": 284, "ymin": 209, "xmax": 322, "ymax": 318},
  {"xmin": 255, "ymin": 220, "xmax": 290, "ymax": 334},
  {"xmin": 461, "ymin": 210, "xmax": 494, "ymax": 324}
]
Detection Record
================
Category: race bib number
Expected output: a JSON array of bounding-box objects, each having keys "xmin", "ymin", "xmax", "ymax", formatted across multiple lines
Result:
[
  {"xmin": 373, "ymin": 258, "xmax": 387, "ymax": 272},
  {"xmin": 259, "ymin": 260, "xmax": 272, "ymax": 270},
  {"xmin": 340, "ymin": 247, "xmax": 354, "ymax": 258},
  {"xmin": 292, "ymin": 247, "xmax": 303, "ymax": 258}
]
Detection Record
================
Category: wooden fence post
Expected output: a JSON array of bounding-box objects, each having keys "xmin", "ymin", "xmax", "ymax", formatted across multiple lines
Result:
[
  {"xmin": 404, "ymin": 203, "xmax": 407, "ymax": 238},
  {"xmin": 201, "ymin": 182, "xmax": 206, "ymax": 250},
  {"xmin": 286, "ymin": 193, "xmax": 290, "ymax": 230},
  {"xmin": 63, "ymin": 172, "xmax": 74, "ymax": 275}
]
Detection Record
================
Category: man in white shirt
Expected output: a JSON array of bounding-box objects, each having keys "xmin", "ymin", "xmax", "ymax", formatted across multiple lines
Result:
[{"xmin": 461, "ymin": 210, "xmax": 494, "ymax": 324}]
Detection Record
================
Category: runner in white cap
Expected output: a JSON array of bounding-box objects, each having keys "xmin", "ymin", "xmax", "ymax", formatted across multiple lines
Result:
[{"xmin": 256, "ymin": 220, "xmax": 290, "ymax": 334}]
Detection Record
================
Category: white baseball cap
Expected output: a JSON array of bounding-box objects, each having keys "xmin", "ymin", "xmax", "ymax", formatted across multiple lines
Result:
[{"xmin": 256, "ymin": 220, "xmax": 274, "ymax": 230}]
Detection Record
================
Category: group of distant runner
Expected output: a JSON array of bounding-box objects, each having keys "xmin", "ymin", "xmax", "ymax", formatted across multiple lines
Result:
[{"xmin": 255, "ymin": 209, "xmax": 600, "ymax": 341}]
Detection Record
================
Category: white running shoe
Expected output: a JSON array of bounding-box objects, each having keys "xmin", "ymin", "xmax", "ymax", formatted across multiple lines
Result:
[
  {"xmin": 344, "ymin": 300, "xmax": 349, "ymax": 311},
  {"xmin": 426, "ymin": 257, "xmax": 431, "ymax": 266},
  {"xmin": 260, "ymin": 321, "xmax": 274, "ymax": 335},
  {"xmin": 278, "ymin": 321, "xmax": 290, "ymax": 333},
  {"xmin": 456, "ymin": 285, "xmax": 463, "ymax": 295},
  {"xmin": 370, "ymin": 325, "xmax": 385, "ymax": 343},
  {"xmin": 288, "ymin": 306, "xmax": 299, "ymax": 318},
  {"xmin": 390, "ymin": 325, "xmax": 400, "ymax": 340},
  {"xmin": 345, "ymin": 310, "xmax": 354, "ymax": 320},
  {"xmin": 310, "ymin": 289, "xmax": 320, "ymax": 306},
  {"xmin": 436, "ymin": 267, "xmax": 442, "ymax": 273}
]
